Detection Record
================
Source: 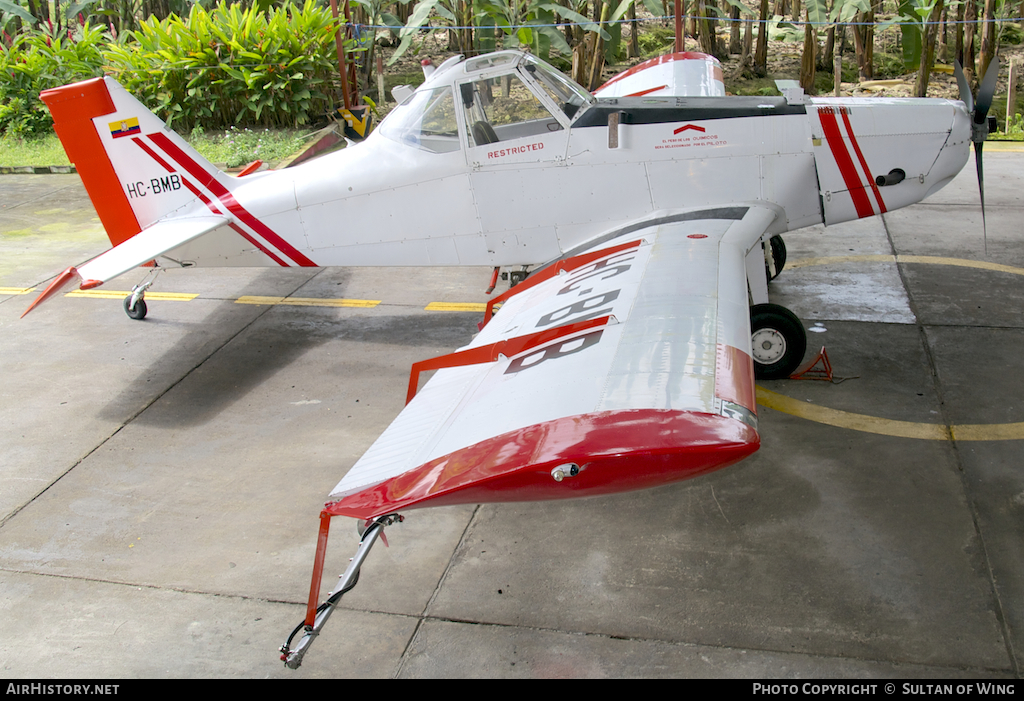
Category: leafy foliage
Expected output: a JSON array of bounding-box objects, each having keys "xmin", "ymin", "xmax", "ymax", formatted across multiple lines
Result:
[
  {"xmin": 0, "ymin": 21, "xmax": 107, "ymax": 136},
  {"xmin": 104, "ymin": 0, "xmax": 347, "ymax": 130}
]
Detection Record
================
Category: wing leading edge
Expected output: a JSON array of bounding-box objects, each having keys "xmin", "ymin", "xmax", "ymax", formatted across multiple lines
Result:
[{"xmin": 326, "ymin": 205, "xmax": 778, "ymax": 519}]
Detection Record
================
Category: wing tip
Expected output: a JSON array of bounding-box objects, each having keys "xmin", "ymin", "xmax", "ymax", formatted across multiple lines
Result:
[{"xmin": 21, "ymin": 267, "xmax": 81, "ymax": 318}]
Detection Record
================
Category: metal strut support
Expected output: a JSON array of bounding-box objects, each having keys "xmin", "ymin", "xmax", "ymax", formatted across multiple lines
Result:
[
  {"xmin": 127, "ymin": 268, "xmax": 161, "ymax": 311},
  {"xmin": 280, "ymin": 513, "xmax": 403, "ymax": 669}
]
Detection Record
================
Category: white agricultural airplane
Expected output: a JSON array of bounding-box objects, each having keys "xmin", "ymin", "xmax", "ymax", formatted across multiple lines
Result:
[{"xmin": 24, "ymin": 49, "xmax": 996, "ymax": 667}]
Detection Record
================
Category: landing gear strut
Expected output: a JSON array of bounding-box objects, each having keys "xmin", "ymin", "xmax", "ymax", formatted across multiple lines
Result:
[{"xmin": 750, "ymin": 303, "xmax": 806, "ymax": 380}]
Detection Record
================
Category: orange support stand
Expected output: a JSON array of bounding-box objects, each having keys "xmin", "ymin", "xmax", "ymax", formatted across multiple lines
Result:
[
  {"xmin": 304, "ymin": 511, "xmax": 332, "ymax": 627},
  {"xmin": 789, "ymin": 346, "xmax": 834, "ymax": 381}
]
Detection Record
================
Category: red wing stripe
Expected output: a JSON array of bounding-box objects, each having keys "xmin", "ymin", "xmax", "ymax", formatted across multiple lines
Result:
[
  {"xmin": 818, "ymin": 108, "xmax": 875, "ymax": 218},
  {"xmin": 146, "ymin": 132, "xmax": 317, "ymax": 267},
  {"xmin": 840, "ymin": 110, "xmax": 887, "ymax": 214}
]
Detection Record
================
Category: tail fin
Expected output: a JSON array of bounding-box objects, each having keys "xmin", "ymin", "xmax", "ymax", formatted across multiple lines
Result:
[{"xmin": 41, "ymin": 77, "xmax": 230, "ymax": 247}]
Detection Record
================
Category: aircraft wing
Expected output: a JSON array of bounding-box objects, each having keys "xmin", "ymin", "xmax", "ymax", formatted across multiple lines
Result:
[
  {"xmin": 326, "ymin": 205, "xmax": 777, "ymax": 520},
  {"xmin": 22, "ymin": 214, "xmax": 229, "ymax": 316}
]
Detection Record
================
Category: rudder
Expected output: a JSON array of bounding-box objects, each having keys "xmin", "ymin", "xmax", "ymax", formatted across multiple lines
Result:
[{"xmin": 41, "ymin": 77, "xmax": 228, "ymax": 247}]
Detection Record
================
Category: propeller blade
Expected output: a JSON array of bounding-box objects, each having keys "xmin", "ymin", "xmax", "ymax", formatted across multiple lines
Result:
[
  {"xmin": 954, "ymin": 59, "xmax": 973, "ymax": 114},
  {"xmin": 975, "ymin": 58, "xmax": 999, "ymax": 125},
  {"xmin": 975, "ymin": 140, "xmax": 988, "ymax": 254}
]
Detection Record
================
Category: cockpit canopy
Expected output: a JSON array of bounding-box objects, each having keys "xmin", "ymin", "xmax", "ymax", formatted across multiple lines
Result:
[{"xmin": 378, "ymin": 52, "xmax": 594, "ymax": 154}]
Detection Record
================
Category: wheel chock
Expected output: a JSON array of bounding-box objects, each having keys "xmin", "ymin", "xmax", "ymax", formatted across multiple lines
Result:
[{"xmin": 789, "ymin": 346, "xmax": 833, "ymax": 381}]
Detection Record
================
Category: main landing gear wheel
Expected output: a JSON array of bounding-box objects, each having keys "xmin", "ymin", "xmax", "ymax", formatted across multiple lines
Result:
[
  {"xmin": 750, "ymin": 303, "xmax": 806, "ymax": 380},
  {"xmin": 766, "ymin": 235, "xmax": 787, "ymax": 281},
  {"xmin": 123, "ymin": 295, "xmax": 148, "ymax": 320}
]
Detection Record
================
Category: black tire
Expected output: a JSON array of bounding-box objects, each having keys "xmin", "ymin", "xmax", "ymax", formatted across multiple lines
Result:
[
  {"xmin": 749, "ymin": 303, "xmax": 806, "ymax": 380},
  {"xmin": 123, "ymin": 295, "xmax": 148, "ymax": 320},
  {"xmin": 766, "ymin": 235, "xmax": 787, "ymax": 281}
]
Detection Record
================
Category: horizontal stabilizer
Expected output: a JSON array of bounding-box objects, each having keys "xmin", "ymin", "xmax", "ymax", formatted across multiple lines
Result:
[
  {"xmin": 22, "ymin": 215, "xmax": 228, "ymax": 316},
  {"xmin": 77, "ymin": 215, "xmax": 229, "ymax": 285}
]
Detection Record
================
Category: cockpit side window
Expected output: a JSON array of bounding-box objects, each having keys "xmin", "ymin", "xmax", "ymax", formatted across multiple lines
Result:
[
  {"xmin": 522, "ymin": 55, "xmax": 593, "ymax": 121},
  {"xmin": 459, "ymin": 74, "xmax": 563, "ymax": 148},
  {"xmin": 378, "ymin": 86, "xmax": 461, "ymax": 153}
]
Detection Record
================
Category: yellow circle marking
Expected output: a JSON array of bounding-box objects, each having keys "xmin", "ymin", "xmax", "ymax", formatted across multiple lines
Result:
[{"xmin": 761, "ymin": 254, "xmax": 1024, "ymax": 441}]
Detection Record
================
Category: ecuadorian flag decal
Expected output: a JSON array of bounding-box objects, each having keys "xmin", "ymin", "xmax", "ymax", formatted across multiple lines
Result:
[{"xmin": 108, "ymin": 117, "xmax": 141, "ymax": 139}]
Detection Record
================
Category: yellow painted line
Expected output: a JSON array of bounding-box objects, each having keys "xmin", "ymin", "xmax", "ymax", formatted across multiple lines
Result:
[
  {"xmin": 756, "ymin": 386, "xmax": 951, "ymax": 440},
  {"xmin": 762, "ymin": 254, "xmax": 1024, "ymax": 441},
  {"xmin": 759, "ymin": 387, "xmax": 1024, "ymax": 441},
  {"xmin": 953, "ymin": 423, "xmax": 1024, "ymax": 441},
  {"xmin": 896, "ymin": 255, "xmax": 1024, "ymax": 276},
  {"xmin": 788, "ymin": 254, "xmax": 1024, "ymax": 277},
  {"xmin": 425, "ymin": 302, "xmax": 488, "ymax": 312},
  {"xmin": 66, "ymin": 290, "xmax": 198, "ymax": 301},
  {"xmin": 0, "ymin": 287, "xmax": 35, "ymax": 295},
  {"xmin": 235, "ymin": 295, "xmax": 380, "ymax": 308},
  {"xmin": 786, "ymin": 254, "xmax": 895, "ymax": 269}
]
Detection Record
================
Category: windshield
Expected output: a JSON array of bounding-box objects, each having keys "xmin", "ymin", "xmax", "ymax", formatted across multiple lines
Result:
[
  {"xmin": 521, "ymin": 54, "xmax": 594, "ymax": 120},
  {"xmin": 378, "ymin": 86, "xmax": 461, "ymax": 153}
]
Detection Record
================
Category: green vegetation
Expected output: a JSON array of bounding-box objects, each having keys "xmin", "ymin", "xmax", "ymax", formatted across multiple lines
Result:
[
  {"xmin": 0, "ymin": 128, "xmax": 311, "ymax": 166},
  {"xmin": 1, "ymin": 0, "xmax": 1022, "ymax": 154},
  {"xmin": 104, "ymin": 1, "xmax": 344, "ymax": 131},
  {"xmin": 187, "ymin": 126, "xmax": 313, "ymax": 166},
  {"xmin": 0, "ymin": 1, "xmax": 353, "ymax": 138},
  {"xmin": 0, "ymin": 134, "xmax": 71, "ymax": 166}
]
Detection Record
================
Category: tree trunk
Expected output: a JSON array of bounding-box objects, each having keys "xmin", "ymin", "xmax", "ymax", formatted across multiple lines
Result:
[
  {"xmin": 800, "ymin": 10, "xmax": 816, "ymax": 91},
  {"xmin": 729, "ymin": 3, "xmax": 742, "ymax": 55},
  {"xmin": 26, "ymin": 0, "xmax": 42, "ymax": 27},
  {"xmin": 697, "ymin": 0, "xmax": 721, "ymax": 58},
  {"xmin": 937, "ymin": 7, "xmax": 948, "ymax": 63},
  {"xmin": 571, "ymin": 2, "xmax": 589, "ymax": 86},
  {"xmin": 915, "ymin": 0, "xmax": 944, "ymax": 97},
  {"xmin": 586, "ymin": 0, "xmax": 610, "ymax": 91},
  {"xmin": 819, "ymin": 25, "xmax": 835, "ymax": 71},
  {"xmin": 964, "ymin": 0, "xmax": 977, "ymax": 83},
  {"xmin": 742, "ymin": 8, "xmax": 754, "ymax": 64},
  {"xmin": 865, "ymin": 0, "xmax": 876, "ymax": 79},
  {"xmin": 755, "ymin": 0, "xmax": 770, "ymax": 76},
  {"xmin": 955, "ymin": 0, "xmax": 964, "ymax": 65},
  {"xmin": 852, "ymin": 14, "xmax": 868, "ymax": 80},
  {"xmin": 979, "ymin": 0, "xmax": 997, "ymax": 81},
  {"xmin": 628, "ymin": 2, "xmax": 639, "ymax": 58}
]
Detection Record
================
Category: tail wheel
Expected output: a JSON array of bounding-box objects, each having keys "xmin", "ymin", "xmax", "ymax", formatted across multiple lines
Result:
[
  {"xmin": 750, "ymin": 303, "xmax": 806, "ymax": 380},
  {"xmin": 766, "ymin": 235, "xmax": 787, "ymax": 281},
  {"xmin": 123, "ymin": 295, "xmax": 148, "ymax": 321}
]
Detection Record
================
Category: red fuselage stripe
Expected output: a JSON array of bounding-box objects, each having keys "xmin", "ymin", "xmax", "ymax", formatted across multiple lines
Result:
[
  {"xmin": 840, "ymin": 109, "xmax": 887, "ymax": 214},
  {"xmin": 818, "ymin": 109, "xmax": 875, "ymax": 218},
  {"xmin": 131, "ymin": 136, "xmax": 175, "ymax": 173},
  {"xmin": 132, "ymin": 137, "xmax": 286, "ymax": 264},
  {"xmin": 146, "ymin": 132, "xmax": 317, "ymax": 267}
]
